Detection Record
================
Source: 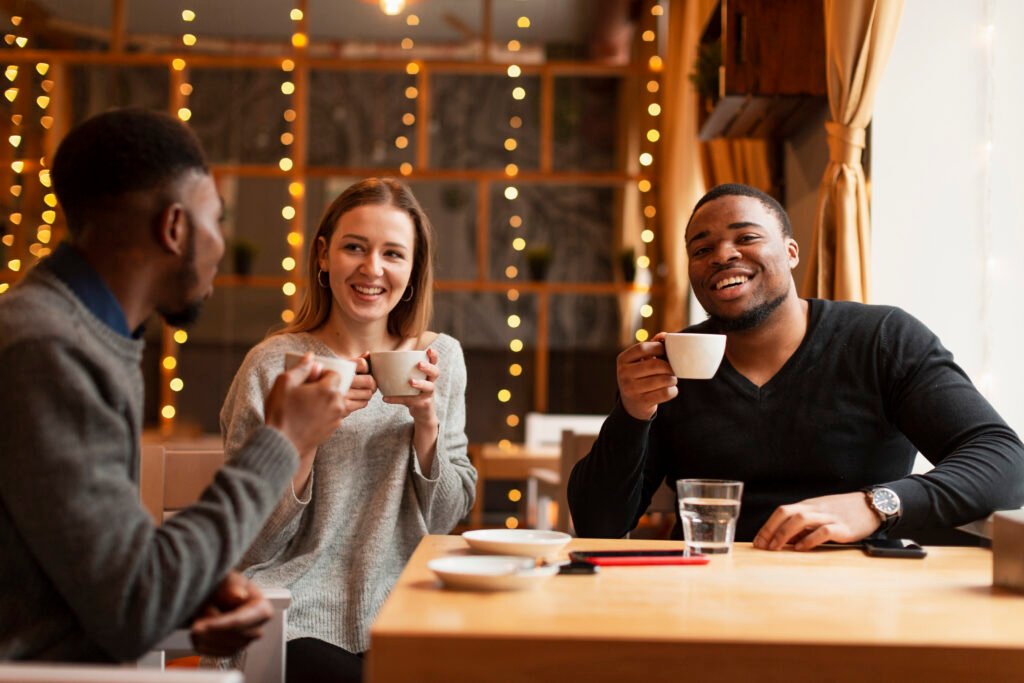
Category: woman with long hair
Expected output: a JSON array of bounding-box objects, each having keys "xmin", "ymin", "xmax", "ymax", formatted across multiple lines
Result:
[{"xmin": 217, "ymin": 177, "xmax": 476, "ymax": 682}]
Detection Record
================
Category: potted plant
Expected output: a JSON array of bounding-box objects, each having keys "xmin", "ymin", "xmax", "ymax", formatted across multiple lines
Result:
[
  {"xmin": 231, "ymin": 238, "xmax": 259, "ymax": 276},
  {"xmin": 525, "ymin": 245, "xmax": 553, "ymax": 282},
  {"xmin": 619, "ymin": 247, "xmax": 636, "ymax": 284}
]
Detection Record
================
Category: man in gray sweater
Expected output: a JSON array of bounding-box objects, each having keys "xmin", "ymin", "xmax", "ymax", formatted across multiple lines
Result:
[{"xmin": 0, "ymin": 109, "xmax": 347, "ymax": 662}]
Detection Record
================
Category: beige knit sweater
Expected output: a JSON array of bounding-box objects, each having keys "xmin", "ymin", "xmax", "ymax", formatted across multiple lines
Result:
[{"xmin": 219, "ymin": 332, "xmax": 476, "ymax": 653}]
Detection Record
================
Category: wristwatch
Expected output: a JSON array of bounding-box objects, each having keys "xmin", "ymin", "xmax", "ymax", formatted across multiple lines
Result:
[{"xmin": 864, "ymin": 486, "xmax": 901, "ymax": 529}]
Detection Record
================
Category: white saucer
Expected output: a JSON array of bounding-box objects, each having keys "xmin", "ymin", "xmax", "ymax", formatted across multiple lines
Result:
[
  {"xmin": 462, "ymin": 528, "xmax": 572, "ymax": 558},
  {"xmin": 428, "ymin": 555, "xmax": 558, "ymax": 591}
]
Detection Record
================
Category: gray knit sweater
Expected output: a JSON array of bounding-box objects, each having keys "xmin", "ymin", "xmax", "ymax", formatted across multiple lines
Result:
[
  {"xmin": 219, "ymin": 332, "xmax": 476, "ymax": 654},
  {"xmin": 0, "ymin": 265, "xmax": 299, "ymax": 662}
]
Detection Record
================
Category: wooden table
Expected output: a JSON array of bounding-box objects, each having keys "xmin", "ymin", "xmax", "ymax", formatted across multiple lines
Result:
[
  {"xmin": 368, "ymin": 535, "xmax": 1024, "ymax": 683},
  {"xmin": 469, "ymin": 442, "xmax": 559, "ymax": 528}
]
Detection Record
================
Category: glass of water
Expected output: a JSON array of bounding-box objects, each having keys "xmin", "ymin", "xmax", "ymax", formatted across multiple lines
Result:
[{"xmin": 676, "ymin": 479, "xmax": 744, "ymax": 554}]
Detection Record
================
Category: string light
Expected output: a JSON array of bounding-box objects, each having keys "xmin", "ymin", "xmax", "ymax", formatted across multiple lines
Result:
[
  {"xmin": 280, "ymin": 6, "xmax": 306, "ymax": 327},
  {"xmin": 397, "ymin": 12, "xmax": 419, "ymax": 177},
  {"xmin": 632, "ymin": 0, "xmax": 663, "ymax": 342}
]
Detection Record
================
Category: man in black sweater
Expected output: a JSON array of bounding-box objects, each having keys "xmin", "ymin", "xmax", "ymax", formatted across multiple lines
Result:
[{"xmin": 568, "ymin": 183, "xmax": 1024, "ymax": 549}]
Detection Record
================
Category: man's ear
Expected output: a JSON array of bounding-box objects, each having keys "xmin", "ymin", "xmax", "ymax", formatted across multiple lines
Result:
[
  {"xmin": 787, "ymin": 237, "xmax": 800, "ymax": 270},
  {"xmin": 156, "ymin": 203, "xmax": 188, "ymax": 255}
]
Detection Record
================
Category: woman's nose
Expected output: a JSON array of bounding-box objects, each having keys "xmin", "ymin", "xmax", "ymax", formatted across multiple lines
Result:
[{"xmin": 360, "ymin": 251, "xmax": 384, "ymax": 276}]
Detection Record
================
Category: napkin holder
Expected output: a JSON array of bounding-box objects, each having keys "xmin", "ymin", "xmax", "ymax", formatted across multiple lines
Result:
[{"xmin": 992, "ymin": 509, "xmax": 1024, "ymax": 593}]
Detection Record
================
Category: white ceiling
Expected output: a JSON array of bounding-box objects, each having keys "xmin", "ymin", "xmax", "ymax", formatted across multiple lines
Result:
[{"xmin": 35, "ymin": 0, "xmax": 595, "ymax": 44}]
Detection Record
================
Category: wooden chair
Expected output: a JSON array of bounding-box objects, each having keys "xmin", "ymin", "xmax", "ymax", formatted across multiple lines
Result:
[
  {"xmin": 0, "ymin": 663, "xmax": 242, "ymax": 682},
  {"xmin": 138, "ymin": 445, "xmax": 291, "ymax": 683}
]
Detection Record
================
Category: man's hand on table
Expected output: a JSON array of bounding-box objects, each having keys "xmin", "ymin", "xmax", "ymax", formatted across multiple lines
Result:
[{"xmin": 753, "ymin": 491, "xmax": 881, "ymax": 551}]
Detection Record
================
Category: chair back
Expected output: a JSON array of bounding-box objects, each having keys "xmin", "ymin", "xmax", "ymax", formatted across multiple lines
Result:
[
  {"xmin": 0, "ymin": 663, "xmax": 242, "ymax": 682},
  {"xmin": 139, "ymin": 446, "xmax": 226, "ymax": 524},
  {"xmin": 524, "ymin": 412, "xmax": 605, "ymax": 450}
]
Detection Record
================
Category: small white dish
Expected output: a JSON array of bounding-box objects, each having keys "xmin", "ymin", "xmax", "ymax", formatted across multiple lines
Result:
[
  {"xmin": 428, "ymin": 555, "xmax": 558, "ymax": 591},
  {"xmin": 462, "ymin": 528, "xmax": 572, "ymax": 558}
]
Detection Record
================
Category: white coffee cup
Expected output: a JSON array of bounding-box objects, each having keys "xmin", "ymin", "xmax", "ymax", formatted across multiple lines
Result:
[
  {"xmin": 369, "ymin": 350, "xmax": 427, "ymax": 397},
  {"xmin": 662, "ymin": 333, "xmax": 726, "ymax": 379},
  {"xmin": 284, "ymin": 352, "xmax": 357, "ymax": 395}
]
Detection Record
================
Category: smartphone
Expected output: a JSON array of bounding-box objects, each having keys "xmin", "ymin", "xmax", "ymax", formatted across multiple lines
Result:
[
  {"xmin": 862, "ymin": 538, "xmax": 927, "ymax": 559},
  {"xmin": 558, "ymin": 560, "xmax": 600, "ymax": 575},
  {"xmin": 569, "ymin": 550, "xmax": 710, "ymax": 566}
]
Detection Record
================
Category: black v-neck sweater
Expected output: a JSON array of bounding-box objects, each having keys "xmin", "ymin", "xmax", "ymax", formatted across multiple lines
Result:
[{"xmin": 569, "ymin": 299, "xmax": 1024, "ymax": 541}]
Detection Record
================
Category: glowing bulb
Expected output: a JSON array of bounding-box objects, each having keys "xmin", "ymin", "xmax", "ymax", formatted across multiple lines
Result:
[
  {"xmin": 505, "ymin": 163, "xmax": 519, "ymax": 177},
  {"xmin": 282, "ymin": 282, "xmax": 297, "ymax": 296},
  {"xmin": 10, "ymin": 160, "xmax": 23, "ymax": 173},
  {"xmin": 287, "ymin": 231, "xmax": 303, "ymax": 246},
  {"xmin": 639, "ymin": 152, "xmax": 653, "ymax": 166},
  {"xmin": 407, "ymin": 14, "xmax": 419, "ymax": 26},
  {"xmin": 170, "ymin": 378, "xmax": 184, "ymax": 392},
  {"xmin": 509, "ymin": 215, "xmax": 522, "ymax": 228},
  {"xmin": 406, "ymin": 62, "xmax": 420, "ymax": 75},
  {"xmin": 36, "ymin": 229, "xmax": 50, "ymax": 244},
  {"xmin": 283, "ymin": 109, "xmax": 297, "ymax": 122},
  {"xmin": 291, "ymin": 33, "xmax": 307, "ymax": 48},
  {"xmin": 172, "ymin": 58, "xmax": 186, "ymax": 71},
  {"xmin": 649, "ymin": 56, "xmax": 663, "ymax": 72},
  {"xmin": 651, "ymin": 4, "xmax": 664, "ymax": 16},
  {"xmin": 182, "ymin": 34, "xmax": 197, "ymax": 47},
  {"xmin": 395, "ymin": 135, "xmax": 409, "ymax": 149},
  {"xmin": 35, "ymin": 62, "xmax": 49, "ymax": 75},
  {"xmin": 512, "ymin": 238, "xmax": 526, "ymax": 251},
  {"xmin": 635, "ymin": 329, "xmax": 650, "ymax": 342},
  {"xmin": 647, "ymin": 129, "xmax": 660, "ymax": 142},
  {"xmin": 505, "ymin": 265, "xmax": 518, "ymax": 279},
  {"xmin": 497, "ymin": 389, "xmax": 511, "ymax": 402},
  {"xmin": 507, "ymin": 65, "xmax": 521, "ymax": 78},
  {"xmin": 508, "ymin": 488, "xmax": 522, "ymax": 502},
  {"xmin": 282, "ymin": 205, "xmax": 296, "ymax": 220},
  {"xmin": 281, "ymin": 309, "xmax": 296, "ymax": 323},
  {"xmin": 507, "ymin": 289, "xmax": 519, "ymax": 302},
  {"xmin": 279, "ymin": 157, "xmax": 294, "ymax": 171},
  {"xmin": 162, "ymin": 356, "xmax": 177, "ymax": 370},
  {"xmin": 641, "ymin": 229, "xmax": 654, "ymax": 243},
  {"xmin": 509, "ymin": 339, "xmax": 524, "ymax": 352},
  {"xmin": 642, "ymin": 30, "xmax": 655, "ymax": 42},
  {"xmin": 512, "ymin": 87, "xmax": 526, "ymax": 100},
  {"xmin": 509, "ymin": 116, "xmax": 522, "ymax": 129},
  {"xmin": 379, "ymin": 0, "xmax": 406, "ymax": 16},
  {"xmin": 179, "ymin": 83, "xmax": 193, "ymax": 96},
  {"xmin": 281, "ymin": 58, "xmax": 295, "ymax": 72},
  {"xmin": 505, "ymin": 517, "xmax": 519, "ymax": 529},
  {"xmin": 640, "ymin": 304, "xmax": 653, "ymax": 318},
  {"xmin": 281, "ymin": 81, "xmax": 295, "ymax": 95},
  {"xmin": 399, "ymin": 162, "xmax": 413, "ymax": 176},
  {"xmin": 4, "ymin": 88, "xmax": 17, "ymax": 102},
  {"xmin": 507, "ymin": 315, "xmax": 521, "ymax": 328},
  {"xmin": 637, "ymin": 255, "xmax": 651, "ymax": 269},
  {"xmin": 42, "ymin": 210, "xmax": 56, "ymax": 224},
  {"xmin": 173, "ymin": 330, "xmax": 189, "ymax": 344},
  {"xmin": 280, "ymin": 132, "xmax": 294, "ymax": 145},
  {"xmin": 504, "ymin": 138, "xmax": 518, "ymax": 151},
  {"xmin": 507, "ymin": 39, "xmax": 521, "ymax": 52},
  {"xmin": 405, "ymin": 86, "xmax": 418, "ymax": 99},
  {"xmin": 638, "ymin": 179, "xmax": 652, "ymax": 192},
  {"xmin": 648, "ymin": 103, "xmax": 661, "ymax": 116},
  {"xmin": 161, "ymin": 405, "xmax": 176, "ymax": 419},
  {"xmin": 7, "ymin": 259, "xmax": 20, "ymax": 271},
  {"xmin": 506, "ymin": 415, "xmax": 520, "ymax": 427},
  {"xmin": 504, "ymin": 186, "xmax": 519, "ymax": 200},
  {"xmin": 290, "ymin": 8, "xmax": 303, "ymax": 21},
  {"xmin": 647, "ymin": 80, "xmax": 659, "ymax": 93},
  {"xmin": 281, "ymin": 257, "xmax": 296, "ymax": 271},
  {"xmin": 182, "ymin": 9, "xmax": 195, "ymax": 21},
  {"xmin": 643, "ymin": 205, "xmax": 656, "ymax": 218},
  {"xmin": 288, "ymin": 181, "xmax": 304, "ymax": 197},
  {"xmin": 177, "ymin": 107, "xmax": 192, "ymax": 121},
  {"xmin": 509, "ymin": 363, "xmax": 523, "ymax": 377},
  {"xmin": 401, "ymin": 38, "xmax": 414, "ymax": 50},
  {"xmin": 402, "ymin": 113, "xmax": 415, "ymax": 125}
]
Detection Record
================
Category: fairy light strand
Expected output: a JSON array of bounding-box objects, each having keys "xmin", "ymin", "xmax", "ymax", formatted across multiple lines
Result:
[
  {"xmin": 634, "ymin": 1, "xmax": 663, "ymax": 343},
  {"xmin": 280, "ymin": 5, "xmax": 305, "ymax": 324},
  {"xmin": 398, "ymin": 10, "xmax": 418, "ymax": 177}
]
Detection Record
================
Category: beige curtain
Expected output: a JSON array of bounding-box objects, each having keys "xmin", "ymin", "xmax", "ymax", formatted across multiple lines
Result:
[
  {"xmin": 802, "ymin": 0, "xmax": 904, "ymax": 301},
  {"xmin": 659, "ymin": 0, "xmax": 716, "ymax": 332},
  {"xmin": 700, "ymin": 138, "xmax": 773, "ymax": 193}
]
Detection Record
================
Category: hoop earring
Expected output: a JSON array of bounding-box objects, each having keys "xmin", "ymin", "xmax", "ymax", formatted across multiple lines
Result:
[
  {"xmin": 401, "ymin": 285, "xmax": 414, "ymax": 302},
  {"xmin": 317, "ymin": 269, "xmax": 329, "ymax": 288}
]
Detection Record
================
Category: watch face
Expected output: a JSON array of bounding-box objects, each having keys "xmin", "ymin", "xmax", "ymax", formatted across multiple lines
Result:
[{"xmin": 872, "ymin": 488, "xmax": 900, "ymax": 516}]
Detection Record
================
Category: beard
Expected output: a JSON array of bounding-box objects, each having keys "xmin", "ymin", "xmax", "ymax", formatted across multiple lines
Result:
[
  {"xmin": 157, "ymin": 212, "xmax": 205, "ymax": 328},
  {"xmin": 707, "ymin": 291, "xmax": 787, "ymax": 332}
]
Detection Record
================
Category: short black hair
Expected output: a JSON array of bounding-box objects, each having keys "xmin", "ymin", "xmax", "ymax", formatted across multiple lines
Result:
[
  {"xmin": 52, "ymin": 108, "xmax": 208, "ymax": 236},
  {"xmin": 688, "ymin": 183, "xmax": 792, "ymax": 238}
]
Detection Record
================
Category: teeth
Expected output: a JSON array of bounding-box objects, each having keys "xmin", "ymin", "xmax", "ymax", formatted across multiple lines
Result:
[
  {"xmin": 714, "ymin": 275, "xmax": 749, "ymax": 291},
  {"xmin": 354, "ymin": 285, "xmax": 384, "ymax": 295}
]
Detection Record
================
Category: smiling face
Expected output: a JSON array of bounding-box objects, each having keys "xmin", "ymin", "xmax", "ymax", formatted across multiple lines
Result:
[
  {"xmin": 685, "ymin": 194, "xmax": 799, "ymax": 331},
  {"xmin": 318, "ymin": 203, "xmax": 416, "ymax": 330}
]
